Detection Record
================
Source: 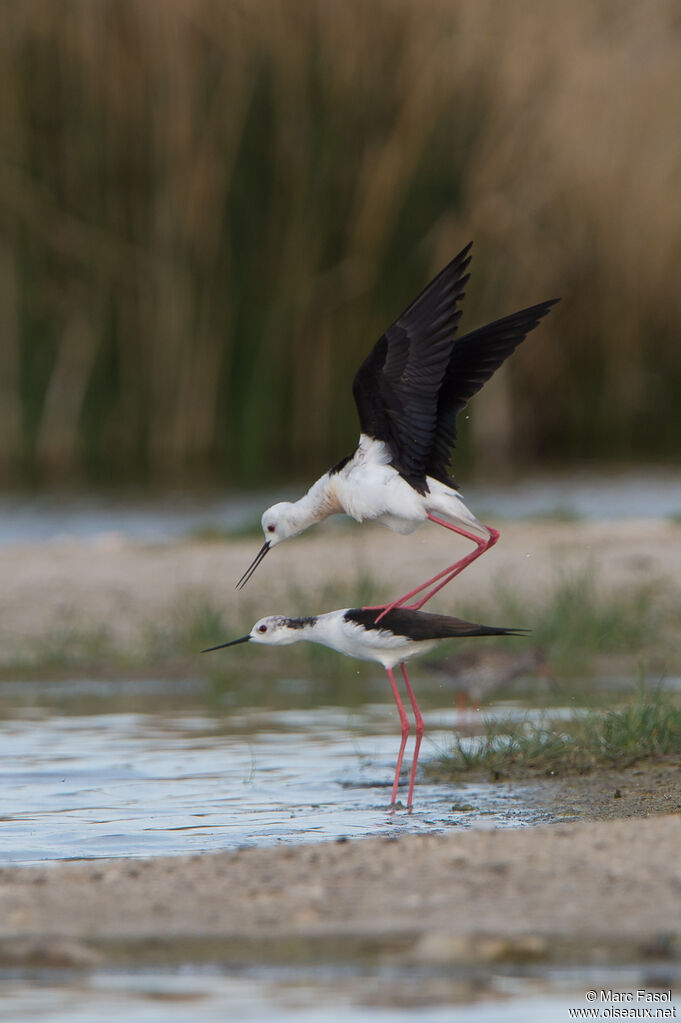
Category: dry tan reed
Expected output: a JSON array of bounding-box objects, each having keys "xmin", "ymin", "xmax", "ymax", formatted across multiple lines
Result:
[{"xmin": 0, "ymin": 0, "xmax": 679, "ymax": 485}]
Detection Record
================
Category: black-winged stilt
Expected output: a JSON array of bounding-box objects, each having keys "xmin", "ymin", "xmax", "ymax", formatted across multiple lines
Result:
[
  {"xmin": 203, "ymin": 606, "xmax": 526, "ymax": 809},
  {"xmin": 237, "ymin": 243, "xmax": 559, "ymax": 618}
]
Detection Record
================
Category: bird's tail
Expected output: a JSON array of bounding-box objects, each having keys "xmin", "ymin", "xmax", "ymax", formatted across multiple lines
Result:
[{"xmin": 457, "ymin": 624, "xmax": 530, "ymax": 638}]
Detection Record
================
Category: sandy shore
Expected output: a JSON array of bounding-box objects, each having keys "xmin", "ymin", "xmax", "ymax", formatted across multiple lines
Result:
[
  {"xmin": 1, "ymin": 517, "xmax": 679, "ymax": 660},
  {"xmin": 1, "ymin": 814, "xmax": 680, "ymax": 968}
]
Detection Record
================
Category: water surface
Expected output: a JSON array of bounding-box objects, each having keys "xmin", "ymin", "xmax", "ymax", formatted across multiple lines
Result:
[
  {"xmin": 0, "ymin": 685, "xmax": 558, "ymax": 865},
  {"xmin": 0, "ymin": 469, "xmax": 678, "ymax": 545},
  {"xmin": 1, "ymin": 964, "xmax": 678, "ymax": 1023}
]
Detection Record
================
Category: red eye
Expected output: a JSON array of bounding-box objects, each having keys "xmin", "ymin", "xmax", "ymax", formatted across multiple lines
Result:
[
  {"xmin": 258, "ymin": 624, "xmax": 267, "ymax": 633},
  {"xmin": 267, "ymin": 525, "xmax": 275, "ymax": 533}
]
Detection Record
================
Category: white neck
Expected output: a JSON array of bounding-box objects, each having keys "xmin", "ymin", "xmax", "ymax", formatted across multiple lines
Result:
[{"xmin": 289, "ymin": 473, "xmax": 340, "ymax": 533}]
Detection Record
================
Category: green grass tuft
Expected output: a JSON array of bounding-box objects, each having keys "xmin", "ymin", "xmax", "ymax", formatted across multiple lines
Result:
[{"xmin": 437, "ymin": 685, "xmax": 681, "ymax": 777}]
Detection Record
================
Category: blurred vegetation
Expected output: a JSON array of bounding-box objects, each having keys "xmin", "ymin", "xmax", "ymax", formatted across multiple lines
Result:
[
  {"xmin": 1, "ymin": 572, "xmax": 387, "ymax": 683},
  {"xmin": 454, "ymin": 569, "xmax": 673, "ymax": 674},
  {"xmin": 4, "ymin": 568, "xmax": 676, "ymax": 683},
  {"xmin": 1, "ymin": 0, "xmax": 680, "ymax": 488}
]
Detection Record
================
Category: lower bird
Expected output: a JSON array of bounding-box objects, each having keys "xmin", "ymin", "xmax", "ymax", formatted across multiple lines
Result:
[{"xmin": 203, "ymin": 606, "xmax": 526, "ymax": 809}]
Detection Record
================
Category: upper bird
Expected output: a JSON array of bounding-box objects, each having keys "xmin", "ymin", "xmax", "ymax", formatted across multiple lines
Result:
[{"xmin": 237, "ymin": 243, "xmax": 559, "ymax": 615}]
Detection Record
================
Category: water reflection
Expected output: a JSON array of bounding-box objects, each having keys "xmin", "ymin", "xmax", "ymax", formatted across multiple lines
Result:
[{"xmin": 1, "ymin": 966, "xmax": 679, "ymax": 1023}]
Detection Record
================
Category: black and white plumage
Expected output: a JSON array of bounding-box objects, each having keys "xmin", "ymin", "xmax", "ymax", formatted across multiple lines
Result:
[
  {"xmin": 203, "ymin": 606, "xmax": 526, "ymax": 808},
  {"xmin": 237, "ymin": 243, "xmax": 559, "ymax": 614}
]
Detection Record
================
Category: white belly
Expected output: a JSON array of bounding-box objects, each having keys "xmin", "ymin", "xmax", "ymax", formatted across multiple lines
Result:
[
  {"xmin": 335, "ymin": 466, "xmax": 426, "ymax": 529},
  {"xmin": 314, "ymin": 612, "xmax": 439, "ymax": 669},
  {"xmin": 332, "ymin": 437, "xmax": 427, "ymax": 529},
  {"xmin": 331, "ymin": 435, "xmax": 488, "ymax": 539},
  {"xmin": 374, "ymin": 512, "xmax": 422, "ymax": 535}
]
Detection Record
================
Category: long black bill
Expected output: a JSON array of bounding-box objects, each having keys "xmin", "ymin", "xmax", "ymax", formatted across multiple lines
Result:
[
  {"xmin": 201, "ymin": 635, "xmax": 251, "ymax": 653},
  {"xmin": 235, "ymin": 541, "xmax": 270, "ymax": 590}
]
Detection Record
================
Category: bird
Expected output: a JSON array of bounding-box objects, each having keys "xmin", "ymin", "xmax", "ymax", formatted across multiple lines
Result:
[
  {"xmin": 426, "ymin": 646, "xmax": 554, "ymax": 715},
  {"xmin": 202, "ymin": 606, "xmax": 527, "ymax": 809},
  {"xmin": 236, "ymin": 242, "xmax": 559, "ymax": 619}
]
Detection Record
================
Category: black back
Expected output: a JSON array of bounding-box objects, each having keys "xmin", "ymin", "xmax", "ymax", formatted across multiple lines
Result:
[{"xmin": 344, "ymin": 607, "xmax": 527, "ymax": 641}]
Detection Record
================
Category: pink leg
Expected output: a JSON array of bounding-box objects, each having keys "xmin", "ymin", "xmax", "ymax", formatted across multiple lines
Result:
[
  {"xmin": 405, "ymin": 525, "xmax": 499, "ymax": 609},
  {"xmin": 400, "ymin": 663, "xmax": 424, "ymax": 810},
  {"xmin": 385, "ymin": 666, "xmax": 410, "ymax": 806},
  {"xmin": 368, "ymin": 517, "xmax": 499, "ymax": 623}
]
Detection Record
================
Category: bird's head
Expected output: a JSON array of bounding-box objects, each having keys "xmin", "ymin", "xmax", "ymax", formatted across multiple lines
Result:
[
  {"xmin": 249, "ymin": 615, "xmax": 301, "ymax": 646},
  {"xmin": 235, "ymin": 503, "xmax": 302, "ymax": 590},
  {"xmin": 202, "ymin": 615, "xmax": 301, "ymax": 653},
  {"xmin": 261, "ymin": 502, "xmax": 303, "ymax": 546}
]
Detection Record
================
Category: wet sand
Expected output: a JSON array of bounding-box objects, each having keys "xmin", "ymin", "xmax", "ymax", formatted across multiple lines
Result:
[
  {"xmin": 512, "ymin": 753, "xmax": 681, "ymax": 823},
  {"xmin": 1, "ymin": 812, "xmax": 680, "ymax": 968}
]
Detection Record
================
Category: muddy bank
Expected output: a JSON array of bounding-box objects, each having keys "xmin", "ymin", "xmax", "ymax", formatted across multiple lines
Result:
[
  {"xmin": 507, "ymin": 754, "xmax": 681, "ymax": 823},
  {"xmin": 433, "ymin": 755, "xmax": 681, "ymax": 825},
  {"xmin": 1, "ymin": 814, "xmax": 680, "ymax": 969}
]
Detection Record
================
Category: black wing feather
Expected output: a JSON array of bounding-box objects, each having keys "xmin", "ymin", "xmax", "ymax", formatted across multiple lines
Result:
[
  {"xmin": 345, "ymin": 607, "xmax": 528, "ymax": 640},
  {"xmin": 426, "ymin": 298, "xmax": 560, "ymax": 484},
  {"xmin": 352, "ymin": 243, "xmax": 473, "ymax": 493}
]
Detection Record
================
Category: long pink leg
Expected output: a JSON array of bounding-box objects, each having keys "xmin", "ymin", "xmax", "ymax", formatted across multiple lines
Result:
[
  {"xmin": 368, "ymin": 517, "xmax": 499, "ymax": 623},
  {"xmin": 400, "ymin": 663, "xmax": 424, "ymax": 810},
  {"xmin": 385, "ymin": 666, "xmax": 410, "ymax": 806},
  {"xmin": 405, "ymin": 520, "xmax": 500, "ymax": 610}
]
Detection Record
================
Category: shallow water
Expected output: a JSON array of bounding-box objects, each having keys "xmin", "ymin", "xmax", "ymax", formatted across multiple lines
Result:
[
  {"xmin": 1, "ymin": 964, "xmax": 679, "ymax": 1022},
  {"xmin": 0, "ymin": 685, "xmax": 562, "ymax": 866}
]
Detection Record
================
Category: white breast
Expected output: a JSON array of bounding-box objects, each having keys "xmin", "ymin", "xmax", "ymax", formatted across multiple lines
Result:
[
  {"xmin": 310, "ymin": 611, "xmax": 438, "ymax": 669},
  {"xmin": 331, "ymin": 436, "xmax": 427, "ymax": 532}
]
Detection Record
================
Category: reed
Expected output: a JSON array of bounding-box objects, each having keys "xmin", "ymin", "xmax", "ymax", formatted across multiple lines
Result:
[{"xmin": 1, "ymin": 0, "xmax": 680, "ymax": 486}]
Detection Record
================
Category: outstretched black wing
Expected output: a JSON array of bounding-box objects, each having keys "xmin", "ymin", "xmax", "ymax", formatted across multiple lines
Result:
[
  {"xmin": 351, "ymin": 243, "xmax": 473, "ymax": 493},
  {"xmin": 426, "ymin": 298, "xmax": 560, "ymax": 485}
]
